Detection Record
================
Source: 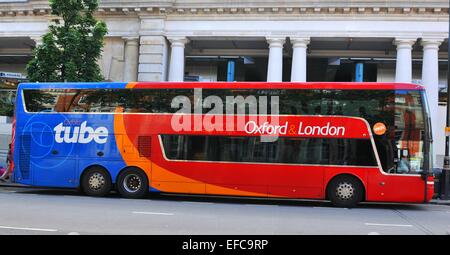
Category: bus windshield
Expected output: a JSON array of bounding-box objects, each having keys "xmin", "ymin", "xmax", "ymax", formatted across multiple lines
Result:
[{"xmin": 378, "ymin": 90, "xmax": 426, "ymax": 174}]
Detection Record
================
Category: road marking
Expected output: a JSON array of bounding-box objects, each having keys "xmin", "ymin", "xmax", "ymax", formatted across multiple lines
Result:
[
  {"xmin": 132, "ymin": 211, "xmax": 174, "ymax": 216},
  {"xmin": 0, "ymin": 225, "xmax": 58, "ymax": 232},
  {"xmin": 67, "ymin": 232, "xmax": 80, "ymax": 235},
  {"xmin": 63, "ymin": 195, "xmax": 95, "ymax": 198},
  {"xmin": 182, "ymin": 201, "xmax": 214, "ymax": 205},
  {"xmin": 368, "ymin": 232, "xmax": 380, "ymax": 235},
  {"xmin": 365, "ymin": 223, "xmax": 413, "ymax": 228}
]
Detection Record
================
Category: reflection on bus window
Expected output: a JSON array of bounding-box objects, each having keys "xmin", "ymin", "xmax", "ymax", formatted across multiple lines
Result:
[{"xmin": 22, "ymin": 88, "xmax": 425, "ymax": 174}]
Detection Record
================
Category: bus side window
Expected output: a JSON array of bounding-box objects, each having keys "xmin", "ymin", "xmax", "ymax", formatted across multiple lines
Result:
[{"xmin": 23, "ymin": 89, "xmax": 59, "ymax": 112}]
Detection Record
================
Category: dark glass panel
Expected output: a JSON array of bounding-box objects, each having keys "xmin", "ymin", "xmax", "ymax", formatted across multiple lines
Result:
[{"xmin": 161, "ymin": 135, "xmax": 377, "ymax": 167}]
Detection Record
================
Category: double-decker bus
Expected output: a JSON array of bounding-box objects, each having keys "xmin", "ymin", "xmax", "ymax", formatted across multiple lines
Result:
[{"xmin": 11, "ymin": 82, "xmax": 434, "ymax": 207}]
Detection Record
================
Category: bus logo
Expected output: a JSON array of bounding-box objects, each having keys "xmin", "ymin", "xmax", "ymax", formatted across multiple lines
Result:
[
  {"xmin": 54, "ymin": 121, "xmax": 108, "ymax": 144},
  {"xmin": 373, "ymin": 122, "xmax": 387, "ymax": 135}
]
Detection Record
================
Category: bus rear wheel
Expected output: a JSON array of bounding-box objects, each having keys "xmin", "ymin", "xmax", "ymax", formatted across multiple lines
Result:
[
  {"xmin": 81, "ymin": 167, "xmax": 112, "ymax": 197},
  {"xmin": 117, "ymin": 168, "xmax": 149, "ymax": 199},
  {"xmin": 327, "ymin": 175, "xmax": 363, "ymax": 208}
]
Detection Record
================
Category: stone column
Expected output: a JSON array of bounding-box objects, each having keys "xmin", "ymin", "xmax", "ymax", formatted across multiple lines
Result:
[
  {"xmin": 266, "ymin": 37, "xmax": 285, "ymax": 82},
  {"xmin": 394, "ymin": 38, "xmax": 416, "ymax": 83},
  {"xmin": 421, "ymin": 38, "xmax": 443, "ymax": 164},
  {"xmin": 123, "ymin": 37, "xmax": 139, "ymax": 82},
  {"xmin": 290, "ymin": 37, "xmax": 310, "ymax": 82},
  {"xmin": 168, "ymin": 36, "xmax": 189, "ymax": 82}
]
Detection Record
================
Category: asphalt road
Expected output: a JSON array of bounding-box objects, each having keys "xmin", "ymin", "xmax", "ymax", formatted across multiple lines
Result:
[{"xmin": 0, "ymin": 186, "xmax": 449, "ymax": 235}]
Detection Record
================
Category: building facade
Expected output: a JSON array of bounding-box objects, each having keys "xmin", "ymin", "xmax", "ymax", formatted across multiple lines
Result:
[{"xmin": 0, "ymin": 0, "xmax": 449, "ymax": 166}]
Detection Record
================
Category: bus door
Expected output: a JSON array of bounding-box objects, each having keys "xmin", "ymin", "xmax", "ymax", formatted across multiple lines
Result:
[
  {"xmin": 367, "ymin": 130, "xmax": 427, "ymax": 203},
  {"xmin": 367, "ymin": 131, "xmax": 427, "ymax": 202}
]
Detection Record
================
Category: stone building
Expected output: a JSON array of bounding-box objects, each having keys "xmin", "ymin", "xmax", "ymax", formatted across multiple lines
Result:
[{"xmin": 0, "ymin": 0, "xmax": 449, "ymax": 166}]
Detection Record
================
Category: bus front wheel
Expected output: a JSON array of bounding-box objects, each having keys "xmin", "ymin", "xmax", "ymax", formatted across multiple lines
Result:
[
  {"xmin": 117, "ymin": 167, "xmax": 149, "ymax": 199},
  {"xmin": 81, "ymin": 167, "xmax": 112, "ymax": 197},
  {"xmin": 327, "ymin": 175, "xmax": 364, "ymax": 208}
]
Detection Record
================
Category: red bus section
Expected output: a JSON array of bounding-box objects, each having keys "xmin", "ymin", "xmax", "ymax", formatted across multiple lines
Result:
[
  {"xmin": 115, "ymin": 113, "xmax": 431, "ymax": 204},
  {"xmin": 14, "ymin": 82, "xmax": 433, "ymax": 207}
]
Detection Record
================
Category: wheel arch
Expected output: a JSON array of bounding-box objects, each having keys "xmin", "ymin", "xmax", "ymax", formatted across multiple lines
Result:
[{"xmin": 325, "ymin": 173, "xmax": 367, "ymax": 201}]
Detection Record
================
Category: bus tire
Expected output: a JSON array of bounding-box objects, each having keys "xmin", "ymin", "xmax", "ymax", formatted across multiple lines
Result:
[
  {"xmin": 327, "ymin": 175, "xmax": 364, "ymax": 208},
  {"xmin": 81, "ymin": 166, "xmax": 112, "ymax": 197},
  {"xmin": 117, "ymin": 167, "xmax": 149, "ymax": 199}
]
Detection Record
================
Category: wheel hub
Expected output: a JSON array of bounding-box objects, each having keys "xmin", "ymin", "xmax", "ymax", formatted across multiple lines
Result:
[
  {"xmin": 336, "ymin": 182, "xmax": 355, "ymax": 200},
  {"xmin": 88, "ymin": 173, "xmax": 105, "ymax": 191},
  {"xmin": 124, "ymin": 174, "xmax": 142, "ymax": 193}
]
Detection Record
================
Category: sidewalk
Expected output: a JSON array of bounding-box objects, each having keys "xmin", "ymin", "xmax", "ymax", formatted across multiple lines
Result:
[{"xmin": 430, "ymin": 198, "xmax": 450, "ymax": 206}]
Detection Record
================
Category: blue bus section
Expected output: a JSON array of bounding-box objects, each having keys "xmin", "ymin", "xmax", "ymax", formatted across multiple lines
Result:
[{"xmin": 13, "ymin": 83, "xmax": 128, "ymax": 187}]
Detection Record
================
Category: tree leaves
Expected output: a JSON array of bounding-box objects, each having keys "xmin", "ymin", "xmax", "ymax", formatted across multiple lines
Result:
[{"xmin": 27, "ymin": 0, "xmax": 107, "ymax": 82}]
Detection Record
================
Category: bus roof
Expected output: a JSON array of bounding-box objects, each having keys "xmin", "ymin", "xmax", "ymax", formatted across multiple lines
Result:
[{"xmin": 17, "ymin": 82, "xmax": 424, "ymax": 91}]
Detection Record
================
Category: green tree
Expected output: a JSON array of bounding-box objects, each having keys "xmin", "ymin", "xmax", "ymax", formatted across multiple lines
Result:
[{"xmin": 27, "ymin": 0, "xmax": 107, "ymax": 82}]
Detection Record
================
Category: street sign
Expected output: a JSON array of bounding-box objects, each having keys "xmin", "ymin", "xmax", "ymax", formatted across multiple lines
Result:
[{"xmin": 0, "ymin": 72, "xmax": 26, "ymax": 79}]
